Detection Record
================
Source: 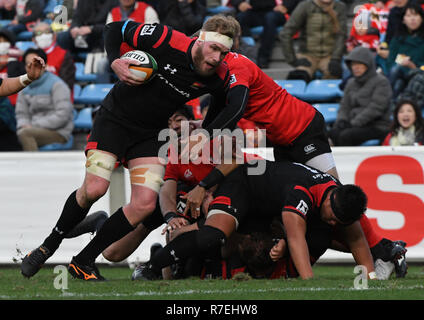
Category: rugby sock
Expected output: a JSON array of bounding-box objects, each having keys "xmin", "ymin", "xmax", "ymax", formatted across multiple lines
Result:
[
  {"xmin": 42, "ymin": 190, "xmax": 90, "ymax": 253},
  {"xmin": 74, "ymin": 207, "xmax": 134, "ymax": 265},
  {"xmin": 150, "ymin": 230, "xmax": 199, "ymax": 273},
  {"xmin": 360, "ymin": 215, "xmax": 383, "ymax": 248},
  {"xmin": 150, "ymin": 226, "xmax": 225, "ymax": 272}
]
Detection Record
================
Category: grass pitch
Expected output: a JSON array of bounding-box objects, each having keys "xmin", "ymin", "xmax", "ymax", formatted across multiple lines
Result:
[{"xmin": 1, "ymin": 264, "xmax": 424, "ymax": 300}]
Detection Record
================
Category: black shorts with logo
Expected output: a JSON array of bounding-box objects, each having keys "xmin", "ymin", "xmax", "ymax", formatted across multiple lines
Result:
[
  {"xmin": 272, "ymin": 110, "xmax": 332, "ymax": 164},
  {"xmin": 87, "ymin": 106, "xmax": 167, "ymax": 161}
]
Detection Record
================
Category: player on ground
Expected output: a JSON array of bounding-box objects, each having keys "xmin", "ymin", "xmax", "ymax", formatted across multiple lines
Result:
[
  {"xmin": 137, "ymin": 161, "xmax": 377, "ymax": 280},
  {"xmin": 20, "ymin": 15, "xmax": 239, "ymax": 281}
]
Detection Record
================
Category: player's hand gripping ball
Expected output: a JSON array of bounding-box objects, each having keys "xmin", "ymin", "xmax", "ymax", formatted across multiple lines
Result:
[{"xmin": 120, "ymin": 50, "xmax": 158, "ymax": 82}]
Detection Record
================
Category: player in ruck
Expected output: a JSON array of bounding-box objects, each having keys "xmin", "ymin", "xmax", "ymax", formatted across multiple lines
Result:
[{"xmin": 21, "ymin": 15, "xmax": 239, "ymax": 281}]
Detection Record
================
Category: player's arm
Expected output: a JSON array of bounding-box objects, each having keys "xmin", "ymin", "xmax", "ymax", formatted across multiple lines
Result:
[
  {"xmin": 159, "ymin": 179, "xmax": 190, "ymax": 234},
  {"xmin": 341, "ymin": 221, "xmax": 376, "ymax": 278},
  {"xmin": 0, "ymin": 56, "xmax": 45, "ymax": 97},
  {"xmin": 202, "ymin": 85, "xmax": 249, "ymax": 137},
  {"xmin": 282, "ymin": 211, "xmax": 314, "ymax": 279}
]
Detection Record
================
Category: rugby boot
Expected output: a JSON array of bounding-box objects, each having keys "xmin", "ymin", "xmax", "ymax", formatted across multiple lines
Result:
[
  {"xmin": 21, "ymin": 245, "xmax": 51, "ymax": 278},
  {"xmin": 131, "ymin": 261, "xmax": 161, "ymax": 280},
  {"xmin": 65, "ymin": 211, "xmax": 108, "ymax": 238},
  {"xmin": 392, "ymin": 240, "xmax": 408, "ymax": 278},
  {"xmin": 68, "ymin": 257, "xmax": 106, "ymax": 281}
]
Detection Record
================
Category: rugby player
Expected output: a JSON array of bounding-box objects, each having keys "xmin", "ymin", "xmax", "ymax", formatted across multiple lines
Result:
[
  {"xmin": 20, "ymin": 15, "xmax": 239, "ymax": 281},
  {"xmin": 137, "ymin": 161, "xmax": 390, "ymax": 280}
]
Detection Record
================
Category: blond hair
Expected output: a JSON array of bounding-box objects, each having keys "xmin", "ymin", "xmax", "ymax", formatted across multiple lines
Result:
[{"xmin": 202, "ymin": 14, "xmax": 240, "ymax": 40}]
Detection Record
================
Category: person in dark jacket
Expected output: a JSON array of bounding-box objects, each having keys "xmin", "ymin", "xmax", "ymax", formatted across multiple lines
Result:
[
  {"xmin": 328, "ymin": 46, "xmax": 392, "ymax": 146},
  {"xmin": 231, "ymin": 0, "xmax": 299, "ymax": 69},
  {"xmin": 5, "ymin": 0, "xmax": 44, "ymax": 36},
  {"xmin": 56, "ymin": 0, "xmax": 119, "ymax": 54},
  {"xmin": 157, "ymin": 0, "xmax": 207, "ymax": 36}
]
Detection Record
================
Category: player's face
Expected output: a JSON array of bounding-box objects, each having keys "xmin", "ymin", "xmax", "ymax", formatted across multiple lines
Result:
[
  {"xmin": 168, "ymin": 113, "xmax": 189, "ymax": 136},
  {"xmin": 193, "ymin": 41, "xmax": 229, "ymax": 76}
]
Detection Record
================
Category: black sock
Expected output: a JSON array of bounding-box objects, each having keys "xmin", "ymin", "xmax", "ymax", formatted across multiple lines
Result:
[
  {"xmin": 42, "ymin": 190, "xmax": 89, "ymax": 253},
  {"xmin": 150, "ymin": 230, "xmax": 199, "ymax": 273},
  {"xmin": 75, "ymin": 207, "xmax": 134, "ymax": 265}
]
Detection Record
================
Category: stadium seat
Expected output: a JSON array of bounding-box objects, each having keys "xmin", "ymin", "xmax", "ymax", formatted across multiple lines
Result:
[
  {"xmin": 242, "ymin": 36, "xmax": 255, "ymax": 46},
  {"xmin": 206, "ymin": 6, "xmax": 234, "ymax": 15},
  {"xmin": 274, "ymin": 79, "xmax": 307, "ymax": 98},
  {"xmin": 77, "ymin": 83, "xmax": 113, "ymax": 105},
  {"xmin": 75, "ymin": 62, "xmax": 98, "ymax": 82},
  {"xmin": 313, "ymin": 103, "xmax": 339, "ymax": 124},
  {"xmin": 303, "ymin": 79, "xmax": 343, "ymax": 102},
  {"xmin": 250, "ymin": 26, "xmax": 283, "ymax": 36},
  {"xmin": 73, "ymin": 84, "xmax": 82, "ymax": 104},
  {"xmin": 17, "ymin": 31, "xmax": 33, "ymax": 41},
  {"xmin": 73, "ymin": 107, "xmax": 93, "ymax": 130},
  {"xmin": 360, "ymin": 139, "xmax": 381, "ymax": 146},
  {"xmin": 39, "ymin": 135, "xmax": 74, "ymax": 151},
  {"xmin": 15, "ymin": 41, "xmax": 36, "ymax": 51},
  {"xmin": 0, "ymin": 20, "xmax": 12, "ymax": 27}
]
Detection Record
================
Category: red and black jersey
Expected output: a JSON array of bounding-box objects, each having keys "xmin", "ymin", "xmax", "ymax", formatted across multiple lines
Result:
[
  {"xmin": 164, "ymin": 161, "xmax": 215, "ymax": 187},
  {"xmin": 203, "ymin": 52, "xmax": 316, "ymax": 145},
  {"xmin": 103, "ymin": 21, "xmax": 230, "ymax": 130}
]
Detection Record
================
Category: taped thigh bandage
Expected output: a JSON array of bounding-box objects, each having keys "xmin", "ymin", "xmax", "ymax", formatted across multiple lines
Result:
[
  {"xmin": 85, "ymin": 150, "xmax": 117, "ymax": 181},
  {"xmin": 305, "ymin": 152, "xmax": 336, "ymax": 174},
  {"xmin": 129, "ymin": 164, "xmax": 165, "ymax": 193}
]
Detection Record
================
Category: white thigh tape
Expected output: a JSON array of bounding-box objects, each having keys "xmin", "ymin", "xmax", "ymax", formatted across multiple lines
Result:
[{"xmin": 129, "ymin": 164, "xmax": 165, "ymax": 193}]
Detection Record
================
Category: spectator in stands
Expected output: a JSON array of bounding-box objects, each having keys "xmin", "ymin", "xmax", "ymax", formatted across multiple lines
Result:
[
  {"xmin": 0, "ymin": 0, "xmax": 16, "ymax": 20},
  {"xmin": 328, "ymin": 46, "xmax": 392, "ymax": 146},
  {"xmin": 32, "ymin": 22, "xmax": 75, "ymax": 91},
  {"xmin": 385, "ymin": 0, "xmax": 409, "ymax": 44},
  {"xmin": 56, "ymin": 0, "xmax": 118, "ymax": 55},
  {"xmin": 386, "ymin": 3, "xmax": 424, "ymax": 99},
  {"xmin": 230, "ymin": 0, "xmax": 297, "ymax": 69},
  {"xmin": 280, "ymin": 0, "xmax": 347, "ymax": 82},
  {"xmin": 382, "ymin": 99, "xmax": 424, "ymax": 145},
  {"xmin": 15, "ymin": 48, "xmax": 73, "ymax": 151},
  {"xmin": 0, "ymin": 95, "xmax": 21, "ymax": 150},
  {"xmin": 0, "ymin": 28, "xmax": 25, "ymax": 106},
  {"xmin": 396, "ymin": 69, "xmax": 424, "ymax": 108},
  {"xmin": 106, "ymin": 0, "xmax": 159, "ymax": 24},
  {"xmin": 6, "ymin": 0, "xmax": 44, "ymax": 36},
  {"xmin": 157, "ymin": 0, "xmax": 207, "ymax": 36}
]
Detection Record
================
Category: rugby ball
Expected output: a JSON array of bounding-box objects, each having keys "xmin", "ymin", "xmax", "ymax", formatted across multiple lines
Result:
[{"xmin": 120, "ymin": 50, "xmax": 158, "ymax": 82}]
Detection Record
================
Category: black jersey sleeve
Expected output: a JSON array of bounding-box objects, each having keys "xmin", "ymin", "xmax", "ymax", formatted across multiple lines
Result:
[
  {"xmin": 283, "ymin": 187, "xmax": 314, "ymax": 220},
  {"xmin": 202, "ymin": 85, "xmax": 249, "ymax": 138},
  {"xmin": 104, "ymin": 21, "xmax": 171, "ymax": 63}
]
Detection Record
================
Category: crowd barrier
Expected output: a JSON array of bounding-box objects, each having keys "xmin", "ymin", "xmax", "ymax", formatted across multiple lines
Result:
[{"xmin": 0, "ymin": 146, "xmax": 423, "ymax": 265}]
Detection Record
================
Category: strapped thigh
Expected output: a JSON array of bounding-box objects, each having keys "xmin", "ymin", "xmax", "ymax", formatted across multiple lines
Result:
[{"xmin": 129, "ymin": 164, "xmax": 165, "ymax": 193}]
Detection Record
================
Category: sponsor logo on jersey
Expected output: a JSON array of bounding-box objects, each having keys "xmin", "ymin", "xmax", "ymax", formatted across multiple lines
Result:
[
  {"xmin": 164, "ymin": 64, "xmax": 177, "ymax": 74},
  {"xmin": 304, "ymin": 144, "xmax": 316, "ymax": 154},
  {"xmin": 157, "ymin": 73, "xmax": 190, "ymax": 98},
  {"xmin": 184, "ymin": 169, "xmax": 193, "ymax": 179},
  {"xmin": 140, "ymin": 24, "xmax": 156, "ymax": 36},
  {"xmin": 229, "ymin": 74, "xmax": 237, "ymax": 85},
  {"xmin": 296, "ymin": 200, "xmax": 309, "ymax": 215}
]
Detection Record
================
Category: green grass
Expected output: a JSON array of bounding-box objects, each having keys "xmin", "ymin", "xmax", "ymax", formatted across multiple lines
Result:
[{"xmin": 1, "ymin": 264, "xmax": 424, "ymax": 300}]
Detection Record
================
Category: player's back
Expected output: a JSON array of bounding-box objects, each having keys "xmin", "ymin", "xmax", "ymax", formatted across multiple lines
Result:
[{"xmin": 225, "ymin": 52, "xmax": 316, "ymax": 145}]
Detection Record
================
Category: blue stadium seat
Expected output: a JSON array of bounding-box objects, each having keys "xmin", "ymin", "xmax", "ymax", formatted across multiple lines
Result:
[
  {"xmin": 17, "ymin": 31, "xmax": 33, "ymax": 41},
  {"xmin": 77, "ymin": 83, "xmax": 113, "ymax": 105},
  {"xmin": 206, "ymin": 6, "xmax": 234, "ymax": 15},
  {"xmin": 302, "ymin": 79, "xmax": 343, "ymax": 102},
  {"xmin": 0, "ymin": 20, "xmax": 12, "ymax": 27},
  {"xmin": 15, "ymin": 41, "xmax": 36, "ymax": 51},
  {"xmin": 242, "ymin": 36, "xmax": 255, "ymax": 46},
  {"xmin": 250, "ymin": 26, "xmax": 283, "ymax": 36},
  {"xmin": 73, "ymin": 84, "xmax": 82, "ymax": 104},
  {"xmin": 74, "ymin": 107, "xmax": 93, "ymax": 130},
  {"xmin": 75, "ymin": 62, "xmax": 98, "ymax": 82},
  {"xmin": 313, "ymin": 103, "xmax": 339, "ymax": 124},
  {"xmin": 360, "ymin": 139, "xmax": 381, "ymax": 146},
  {"xmin": 39, "ymin": 135, "xmax": 74, "ymax": 151},
  {"xmin": 274, "ymin": 79, "xmax": 307, "ymax": 98}
]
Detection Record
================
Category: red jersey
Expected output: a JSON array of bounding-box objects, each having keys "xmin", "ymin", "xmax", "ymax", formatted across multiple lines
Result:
[{"xmin": 224, "ymin": 52, "xmax": 316, "ymax": 145}]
